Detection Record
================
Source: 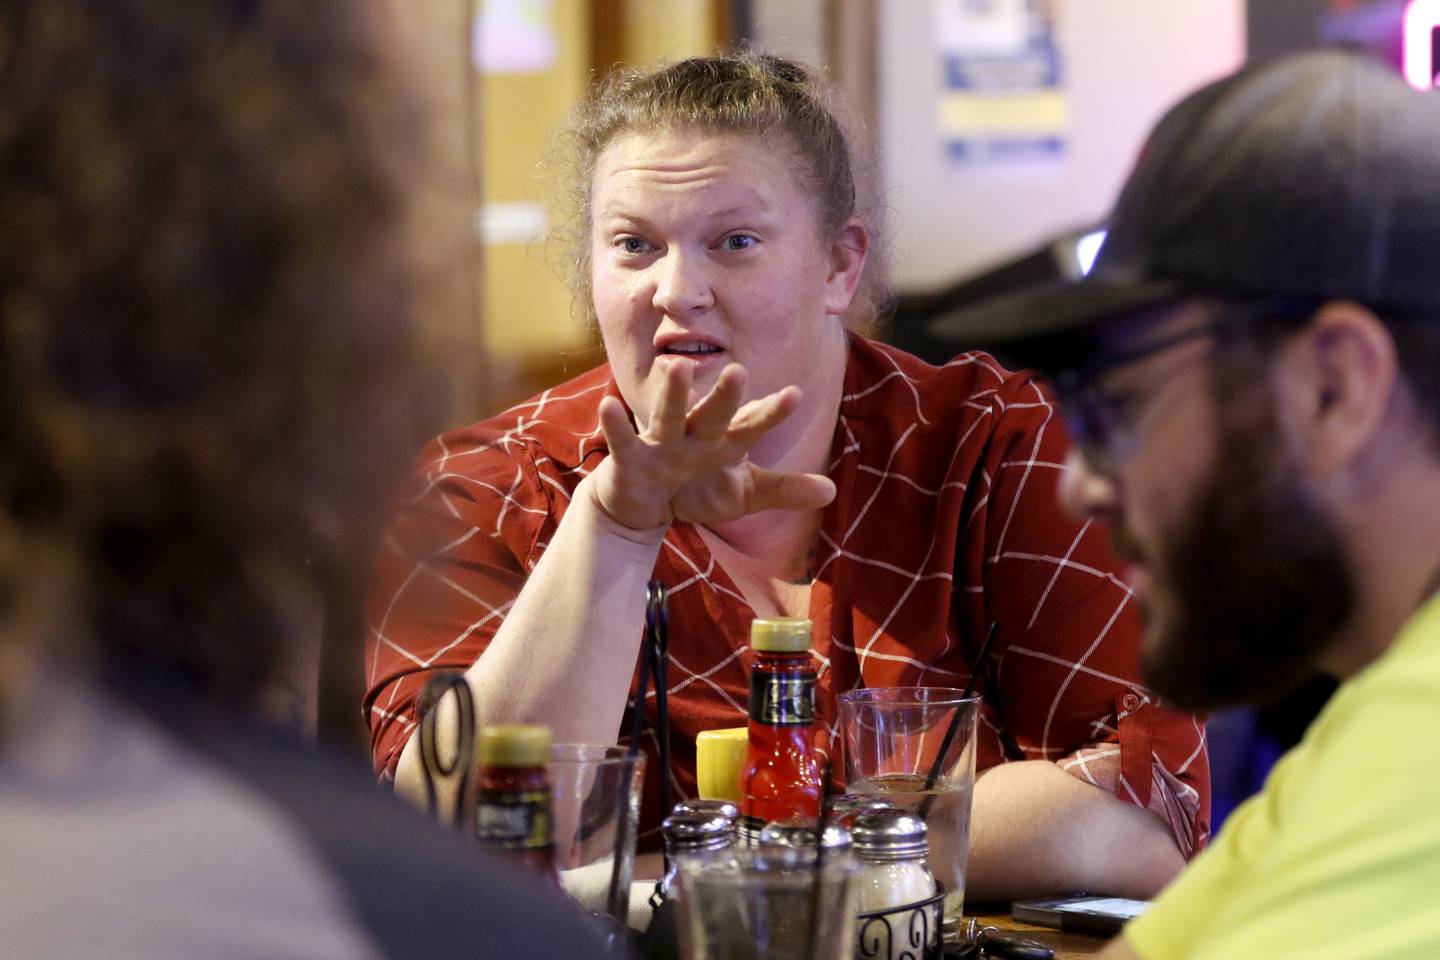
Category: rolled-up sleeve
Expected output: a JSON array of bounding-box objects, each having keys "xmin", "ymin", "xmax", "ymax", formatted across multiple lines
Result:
[{"xmin": 363, "ymin": 428, "xmax": 554, "ymax": 779}]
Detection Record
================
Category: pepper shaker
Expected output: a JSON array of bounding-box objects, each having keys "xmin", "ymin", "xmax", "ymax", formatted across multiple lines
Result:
[{"xmin": 659, "ymin": 810, "xmax": 737, "ymax": 901}]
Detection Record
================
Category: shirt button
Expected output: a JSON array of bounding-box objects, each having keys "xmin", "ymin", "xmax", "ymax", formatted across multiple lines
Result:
[{"xmin": 1121, "ymin": 693, "xmax": 1142, "ymax": 712}]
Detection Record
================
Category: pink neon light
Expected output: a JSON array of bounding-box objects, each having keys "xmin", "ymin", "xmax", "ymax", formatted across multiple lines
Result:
[{"xmin": 1403, "ymin": 0, "xmax": 1440, "ymax": 90}]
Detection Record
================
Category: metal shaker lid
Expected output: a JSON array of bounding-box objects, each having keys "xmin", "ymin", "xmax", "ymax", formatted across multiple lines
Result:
[
  {"xmin": 757, "ymin": 817, "xmax": 852, "ymax": 851},
  {"xmin": 851, "ymin": 809, "xmax": 929, "ymax": 861},
  {"xmin": 662, "ymin": 811, "xmax": 733, "ymax": 851},
  {"xmin": 672, "ymin": 798, "xmax": 740, "ymax": 825},
  {"xmin": 824, "ymin": 794, "xmax": 896, "ymax": 826}
]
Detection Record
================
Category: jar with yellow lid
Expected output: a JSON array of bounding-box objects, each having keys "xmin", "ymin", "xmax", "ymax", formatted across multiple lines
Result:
[{"xmin": 475, "ymin": 723, "xmax": 555, "ymax": 878}]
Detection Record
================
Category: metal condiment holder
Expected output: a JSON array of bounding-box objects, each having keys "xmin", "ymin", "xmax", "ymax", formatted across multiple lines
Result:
[{"xmin": 855, "ymin": 885, "xmax": 946, "ymax": 960}]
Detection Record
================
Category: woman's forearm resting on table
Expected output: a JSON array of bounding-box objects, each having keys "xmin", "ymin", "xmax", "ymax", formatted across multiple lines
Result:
[
  {"xmin": 964, "ymin": 759, "xmax": 1185, "ymax": 901},
  {"xmin": 394, "ymin": 472, "xmax": 664, "ymax": 807}
]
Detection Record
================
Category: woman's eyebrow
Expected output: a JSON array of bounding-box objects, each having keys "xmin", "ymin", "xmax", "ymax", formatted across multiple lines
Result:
[
  {"xmin": 596, "ymin": 204, "xmax": 776, "ymax": 230},
  {"xmin": 705, "ymin": 203, "xmax": 768, "ymax": 219},
  {"xmin": 595, "ymin": 210, "xmax": 652, "ymax": 229}
]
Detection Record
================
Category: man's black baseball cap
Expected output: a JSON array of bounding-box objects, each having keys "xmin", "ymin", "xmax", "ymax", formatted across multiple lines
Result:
[{"xmin": 930, "ymin": 49, "xmax": 1440, "ymax": 374}]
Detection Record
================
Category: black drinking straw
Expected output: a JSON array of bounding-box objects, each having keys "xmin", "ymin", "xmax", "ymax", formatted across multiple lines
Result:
[
  {"xmin": 918, "ymin": 621, "xmax": 997, "ymax": 820},
  {"xmin": 606, "ymin": 581, "xmax": 668, "ymax": 924},
  {"xmin": 650, "ymin": 586, "xmax": 673, "ymax": 821},
  {"xmin": 803, "ymin": 757, "xmax": 838, "ymax": 960}
]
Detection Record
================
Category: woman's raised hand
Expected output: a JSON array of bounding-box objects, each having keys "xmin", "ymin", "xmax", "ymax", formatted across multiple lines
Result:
[{"xmin": 591, "ymin": 361, "xmax": 837, "ymax": 533}]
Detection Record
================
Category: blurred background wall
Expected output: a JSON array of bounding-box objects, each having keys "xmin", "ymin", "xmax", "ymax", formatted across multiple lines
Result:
[
  {"xmin": 391, "ymin": 0, "xmax": 1424, "ymax": 431},
  {"xmin": 400, "ymin": 0, "xmax": 1247, "ymax": 429}
]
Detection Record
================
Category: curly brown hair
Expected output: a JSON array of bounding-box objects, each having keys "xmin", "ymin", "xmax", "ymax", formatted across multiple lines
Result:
[{"xmin": 0, "ymin": 1, "xmax": 427, "ymax": 702}]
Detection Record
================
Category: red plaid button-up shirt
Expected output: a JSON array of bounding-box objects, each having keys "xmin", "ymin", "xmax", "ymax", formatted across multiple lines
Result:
[{"xmin": 365, "ymin": 336, "xmax": 1210, "ymax": 855}]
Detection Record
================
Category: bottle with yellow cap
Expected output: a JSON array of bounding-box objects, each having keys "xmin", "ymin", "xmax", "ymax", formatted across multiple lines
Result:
[
  {"xmin": 475, "ymin": 723, "xmax": 555, "ymax": 877},
  {"xmin": 738, "ymin": 617, "xmax": 822, "ymax": 846}
]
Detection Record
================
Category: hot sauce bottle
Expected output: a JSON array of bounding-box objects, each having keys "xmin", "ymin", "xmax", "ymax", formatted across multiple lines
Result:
[
  {"xmin": 738, "ymin": 617, "xmax": 822, "ymax": 846},
  {"xmin": 475, "ymin": 723, "xmax": 556, "ymax": 877}
]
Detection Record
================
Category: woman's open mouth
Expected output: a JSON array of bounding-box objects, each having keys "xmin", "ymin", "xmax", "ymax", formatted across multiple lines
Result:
[
  {"xmin": 659, "ymin": 342, "xmax": 723, "ymax": 357},
  {"xmin": 655, "ymin": 339, "xmax": 726, "ymax": 371}
]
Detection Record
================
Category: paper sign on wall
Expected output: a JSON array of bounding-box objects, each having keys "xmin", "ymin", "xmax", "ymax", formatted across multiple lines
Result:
[
  {"xmin": 937, "ymin": 0, "xmax": 1068, "ymax": 165},
  {"xmin": 474, "ymin": 0, "xmax": 557, "ymax": 74}
]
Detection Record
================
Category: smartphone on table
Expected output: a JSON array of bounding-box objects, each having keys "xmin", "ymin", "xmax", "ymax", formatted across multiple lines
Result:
[{"xmin": 1011, "ymin": 895, "xmax": 1150, "ymax": 936}]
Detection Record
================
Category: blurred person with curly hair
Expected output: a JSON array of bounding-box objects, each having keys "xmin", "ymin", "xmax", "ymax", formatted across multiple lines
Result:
[{"xmin": 0, "ymin": 2, "xmax": 606, "ymax": 956}]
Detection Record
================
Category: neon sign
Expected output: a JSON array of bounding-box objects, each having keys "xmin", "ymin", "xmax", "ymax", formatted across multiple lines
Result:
[{"xmin": 1403, "ymin": 0, "xmax": 1440, "ymax": 89}]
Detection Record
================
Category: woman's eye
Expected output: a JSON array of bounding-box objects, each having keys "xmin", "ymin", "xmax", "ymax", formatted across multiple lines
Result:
[
  {"xmin": 723, "ymin": 234, "xmax": 757, "ymax": 251},
  {"xmin": 617, "ymin": 236, "xmax": 651, "ymax": 254}
]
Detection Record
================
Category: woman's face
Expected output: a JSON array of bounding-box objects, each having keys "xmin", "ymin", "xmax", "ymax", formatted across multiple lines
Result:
[{"xmin": 589, "ymin": 129, "xmax": 861, "ymax": 427}]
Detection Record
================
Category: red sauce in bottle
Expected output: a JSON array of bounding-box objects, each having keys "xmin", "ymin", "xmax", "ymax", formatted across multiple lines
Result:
[
  {"xmin": 738, "ymin": 618, "xmax": 822, "ymax": 846},
  {"xmin": 475, "ymin": 724, "xmax": 557, "ymax": 879}
]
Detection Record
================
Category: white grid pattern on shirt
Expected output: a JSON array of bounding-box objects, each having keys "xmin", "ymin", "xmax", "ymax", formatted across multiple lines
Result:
[{"xmin": 363, "ymin": 341, "xmax": 1204, "ymax": 851}]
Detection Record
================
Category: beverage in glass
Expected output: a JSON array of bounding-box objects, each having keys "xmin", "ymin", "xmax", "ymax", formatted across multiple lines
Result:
[{"xmin": 838, "ymin": 687, "xmax": 979, "ymax": 924}]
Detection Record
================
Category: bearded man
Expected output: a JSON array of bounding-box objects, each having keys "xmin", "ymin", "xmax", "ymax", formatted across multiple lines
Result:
[{"xmin": 936, "ymin": 48, "xmax": 1440, "ymax": 959}]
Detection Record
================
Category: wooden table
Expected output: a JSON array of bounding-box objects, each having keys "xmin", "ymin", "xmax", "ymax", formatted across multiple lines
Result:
[{"xmin": 967, "ymin": 904, "xmax": 1110, "ymax": 958}]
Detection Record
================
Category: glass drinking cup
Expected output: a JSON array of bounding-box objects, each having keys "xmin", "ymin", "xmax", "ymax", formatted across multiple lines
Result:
[{"xmin": 837, "ymin": 687, "xmax": 979, "ymax": 926}]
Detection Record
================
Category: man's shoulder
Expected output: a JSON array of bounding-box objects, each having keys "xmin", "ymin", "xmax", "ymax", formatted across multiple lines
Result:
[
  {"xmin": 1251, "ymin": 619, "xmax": 1440, "ymax": 852},
  {"xmin": 1318, "ymin": 595, "xmax": 1440, "ymax": 744},
  {"xmin": 1, "ymin": 679, "xmax": 607, "ymax": 959},
  {"xmin": 172, "ymin": 700, "xmax": 608, "ymax": 959}
]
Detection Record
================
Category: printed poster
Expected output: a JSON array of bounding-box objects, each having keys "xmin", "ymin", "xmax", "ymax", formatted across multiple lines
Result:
[
  {"xmin": 474, "ymin": 0, "xmax": 556, "ymax": 74},
  {"xmin": 936, "ymin": 0, "xmax": 1068, "ymax": 165}
]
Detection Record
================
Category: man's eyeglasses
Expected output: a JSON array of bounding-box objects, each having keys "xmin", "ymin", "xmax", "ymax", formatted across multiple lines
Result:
[{"xmin": 1051, "ymin": 298, "xmax": 1316, "ymax": 473}]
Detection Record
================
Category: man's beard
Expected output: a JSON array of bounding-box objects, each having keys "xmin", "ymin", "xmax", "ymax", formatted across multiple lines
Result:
[{"xmin": 1133, "ymin": 388, "xmax": 1356, "ymax": 712}]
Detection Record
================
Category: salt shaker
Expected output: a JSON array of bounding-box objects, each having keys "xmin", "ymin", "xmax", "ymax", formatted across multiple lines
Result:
[
  {"xmin": 850, "ymin": 809, "xmax": 936, "ymax": 913},
  {"xmin": 659, "ymin": 810, "xmax": 737, "ymax": 900}
]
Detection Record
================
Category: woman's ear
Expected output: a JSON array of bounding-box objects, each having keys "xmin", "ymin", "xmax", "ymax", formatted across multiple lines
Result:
[
  {"xmin": 823, "ymin": 217, "xmax": 869, "ymax": 317},
  {"xmin": 1282, "ymin": 301, "xmax": 1398, "ymax": 476}
]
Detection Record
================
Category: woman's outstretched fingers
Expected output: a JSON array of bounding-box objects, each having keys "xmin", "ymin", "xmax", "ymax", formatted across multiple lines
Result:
[
  {"xmin": 728, "ymin": 385, "xmax": 802, "ymax": 447},
  {"xmin": 598, "ymin": 395, "xmax": 642, "ymax": 458},
  {"xmin": 650, "ymin": 360, "xmax": 693, "ymax": 443},
  {"xmin": 594, "ymin": 396, "xmax": 674, "ymax": 531},
  {"xmin": 687, "ymin": 364, "xmax": 747, "ymax": 440},
  {"xmin": 745, "ymin": 465, "xmax": 837, "ymax": 514}
]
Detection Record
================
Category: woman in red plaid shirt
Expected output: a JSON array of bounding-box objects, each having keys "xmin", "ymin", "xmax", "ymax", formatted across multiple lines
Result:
[{"xmin": 365, "ymin": 54, "xmax": 1208, "ymax": 899}]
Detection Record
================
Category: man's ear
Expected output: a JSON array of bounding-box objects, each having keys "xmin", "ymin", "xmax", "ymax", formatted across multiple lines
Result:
[
  {"xmin": 1281, "ymin": 300, "xmax": 1398, "ymax": 476},
  {"xmin": 823, "ymin": 218, "xmax": 869, "ymax": 317}
]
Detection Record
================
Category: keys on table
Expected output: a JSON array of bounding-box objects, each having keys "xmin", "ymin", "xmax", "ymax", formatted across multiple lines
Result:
[{"xmin": 952, "ymin": 917, "xmax": 1055, "ymax": 960}]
